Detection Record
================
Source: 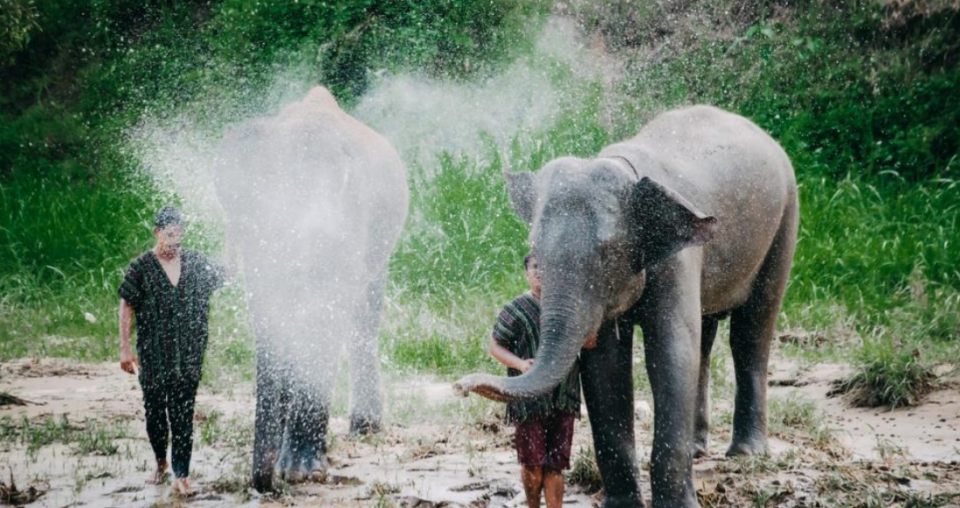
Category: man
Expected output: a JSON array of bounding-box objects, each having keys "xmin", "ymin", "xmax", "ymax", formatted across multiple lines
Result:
[
  {"xmin": 489, "ymin": 253, "xmax": 596, "ymax": 508},
  {"xmin": 118, "ymin": 206, "xmax": 225, "ymax": 495}
]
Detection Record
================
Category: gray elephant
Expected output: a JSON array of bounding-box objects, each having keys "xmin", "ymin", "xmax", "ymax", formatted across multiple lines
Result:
[
  {"xmin": 455, "ymin": 105, "xmax": 797, "ymax": 508},
  {"xmin": 214, "ymin": 87, "xmax": 409, "ymax": 492}
]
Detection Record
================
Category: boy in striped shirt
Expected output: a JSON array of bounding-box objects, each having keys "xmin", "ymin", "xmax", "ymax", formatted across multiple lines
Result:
[{"xmin": 489, "ymin": 253, "xmax": 596, "ymax": 508}]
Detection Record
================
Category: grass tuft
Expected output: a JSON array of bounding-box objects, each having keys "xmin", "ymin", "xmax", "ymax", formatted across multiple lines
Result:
[
  {"xmin": 0, "ymin": 414, "xmax": 129, "ymax": 458},
  {"xmin": 830, "ymin": 333, "xmax": 937, "ymax": 410},
  {"xmin": 768, "ymin": 392, "xmax": 839, "ymax": 452},
  {"xmin": 568, "ymin": 446, "xmax": 603, "ymax": 494}
]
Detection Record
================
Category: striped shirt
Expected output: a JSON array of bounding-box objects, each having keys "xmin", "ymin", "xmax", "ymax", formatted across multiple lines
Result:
[
  {"xmin": 492, "ymin": 292, "xmax": 581, "ymax": 424},
  {"xmin": 118, "ymin": 249, "xmax": 224, "ymax": 388}
]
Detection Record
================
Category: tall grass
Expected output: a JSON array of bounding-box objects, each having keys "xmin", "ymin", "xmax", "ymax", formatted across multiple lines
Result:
[
  {"xmin": 0, "ymin": 171, "xmax": 156, "ymax": 359},
  {"xmin": 2, "ymin": 110, "xmax": 958, "ymax": 382},
  {"xmin": 784, "ymin": 175, "xmax": 960, "ymax": 328}
]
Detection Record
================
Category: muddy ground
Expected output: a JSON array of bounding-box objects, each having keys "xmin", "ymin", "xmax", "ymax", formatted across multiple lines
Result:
[{"xmin": 1, "ymin": 352, "xmax": 959, "ymax": 508}]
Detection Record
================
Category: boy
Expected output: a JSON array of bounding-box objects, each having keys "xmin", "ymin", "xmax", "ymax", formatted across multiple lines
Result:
[
  {"xmin": 118, "ymin": 206, "xmax": 225, "ymax": 495},
  {"xmin": 489, "ymin": 253, "xmax": 596, "ymax": 508}
]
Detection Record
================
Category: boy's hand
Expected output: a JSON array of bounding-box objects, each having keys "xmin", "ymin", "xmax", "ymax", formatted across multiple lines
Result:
[
  {"xmin": 583, "ymin": 333, "xmax": 598, "ymax": 350},
  {"xmin": 517, "ymin": 359, "xmax": 535, "ymax": 373},
  {"xmin": 120, "ymin": 348, "xmax": 139, "ymax": 375}
]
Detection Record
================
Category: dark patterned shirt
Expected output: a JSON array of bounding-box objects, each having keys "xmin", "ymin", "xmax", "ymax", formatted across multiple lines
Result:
[
  {"xmin": 493, "ymin": 292, "xmax": 581, "ymax": 425},
  {"xmin": 118, "ymin": 249, "xmax": 224, "ymax": 388}
]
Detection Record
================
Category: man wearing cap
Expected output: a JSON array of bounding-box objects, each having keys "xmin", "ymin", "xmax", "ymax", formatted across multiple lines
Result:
[{"xmin": 118, "ymin": 206, "xmax": 226, "ymax": 495}]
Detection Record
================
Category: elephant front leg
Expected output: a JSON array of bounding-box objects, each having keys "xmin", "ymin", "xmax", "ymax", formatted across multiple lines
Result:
[
  {"xmin": 253, "ymin": 345, "xmax": 285, "ymax": 492},
  {"xmin": 643, "ymin": 322, "xmax": 701, "ymax": 508},
  {"xmin": 640, "ymin": 263, "xmax": 703, "ymax": 508},
  {"xmin": 581, "ymin": 320, "xmax": 645, "ymax": 508}
]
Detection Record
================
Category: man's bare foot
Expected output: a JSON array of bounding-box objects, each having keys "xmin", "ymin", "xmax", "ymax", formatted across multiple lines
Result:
[
  {"xmin": 172, "ymin": 477, "xmax": 193, "ymax": 497},
  {"xmin": 146, "ymin": 461, "xmax": 168, "ymax": 485}
]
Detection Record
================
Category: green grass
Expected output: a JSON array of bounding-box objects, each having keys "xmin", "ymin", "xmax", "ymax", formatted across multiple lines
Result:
[
  {"xmin": 768, "ymin": 392, "xmax": 837, "ymax": 450},
  {"xmin": 829, "ymin": 331, "xmax": 937, "ymax": 410},
  {"xmin": 0, "ymin": 414, "xmax": 130, "ymax": 458},
  {"xmin": 783, "ymin": 175, "xmax": 960, "ymax": 329},
  {"xmin": 72, "ymin": 420, "xmax": 128, "ymax": 456},
  {"xmin": 0, "ymin": 415, "xmax": 73, "ymax": 457}
]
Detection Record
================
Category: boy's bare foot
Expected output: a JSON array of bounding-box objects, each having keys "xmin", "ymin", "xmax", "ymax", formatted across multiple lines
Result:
[
  {"xmin": 146, "ymin": 461, "xmax": 168, "ymax": 485},
  {"xmin": 172, "ymin": 477, "xmax": 193, "ymax": 496}
]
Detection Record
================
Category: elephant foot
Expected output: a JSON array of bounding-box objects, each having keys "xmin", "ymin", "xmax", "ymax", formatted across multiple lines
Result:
[
  {"xmin": 350, "ymin": 414, "xmax": 381, "ymax": 436},
  {"xmin": 693, "ymin": 439, "xmax": 709, "ymax": 459},
  {"xmin": 651, "ymin": 497, "xmax": 699, "ymax": 508},
  {"xmin": 252, "ymin": 466, "xmax": 275, "ymax": 493},
  {"xmin": 600, "ymin": 494, "xmax": 646, "ymax": 508},
  {"xmin": 278, "ymin": 441, "xmax": 328, "ymax": 485},
  {"xmin": 252, "ymin": 447, "xmax": 280, "ymax": 493},
  {"xmin": 725, "ymin": 434, "xmax": 769, "ymax": 457},
  {"xmin": 279, "ymin": 455, "xmax": 328, "ymax": 484}
]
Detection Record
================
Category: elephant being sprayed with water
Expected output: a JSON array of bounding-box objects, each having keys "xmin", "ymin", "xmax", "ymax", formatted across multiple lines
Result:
[
  {"xmin": 214, "ymin": 87, "xmax": 409, "ymax": 491},
  {"xmin": 455, "ymin": 106, "xmax": 798, "ymax": 508}
]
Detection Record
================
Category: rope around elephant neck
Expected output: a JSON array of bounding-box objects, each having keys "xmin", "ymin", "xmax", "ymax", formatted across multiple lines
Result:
[{"xmin": 606, "ymin": 155, "xmax": 641, "ymax": 181}]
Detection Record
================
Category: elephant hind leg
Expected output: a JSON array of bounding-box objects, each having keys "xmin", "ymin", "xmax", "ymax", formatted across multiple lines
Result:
[
  {"xmin": 349, "ymin": 275, "xmax": 387, "ymax": 436},
  {"xmin": 727, "ymin": 197, "xmax": 798, "ymax": 457},
  {"xmin": 694, "ymin": 316, "xmax": 720, "ymax": 458},
  {"xmin": 252, "ymin": 341, "xmax": 286, "ymax": 492}
]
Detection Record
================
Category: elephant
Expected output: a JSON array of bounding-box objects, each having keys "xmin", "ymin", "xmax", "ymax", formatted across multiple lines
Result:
[
  {"xmin": 455, "ymin": 105, "xmax": 797, "ymax": 508},
  {"xmin": 213, "ymin": 87, "xmax": 409, "ymax": 492}
]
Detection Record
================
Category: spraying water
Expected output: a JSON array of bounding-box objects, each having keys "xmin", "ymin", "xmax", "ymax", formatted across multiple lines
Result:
[
  {"xmin": 127, "ymin": 12, "xmax": 628, "ymax": 491},
  {"xmin": 353, "ymin": 16, "xmax": 625, "ymax": 167},
  {"xmin": 213, "ymin": 87, "xmax": 409, "ymax": 488}
]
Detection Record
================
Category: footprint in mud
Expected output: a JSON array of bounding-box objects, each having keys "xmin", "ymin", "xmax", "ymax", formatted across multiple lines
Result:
[
  {"xmin": 450, "ymin": 479, "xmax": 518, "ymax": 498},
  {"xmin": 327, "ymin": 474, "xmax": 364, "ymax": 487},
  {"xmin": 110, "ymin": 485, "xmax": 144, "ymax": 494},
  {"xmin": 396, "ymin": 480, "xmax": 519, "ymax": 508}
]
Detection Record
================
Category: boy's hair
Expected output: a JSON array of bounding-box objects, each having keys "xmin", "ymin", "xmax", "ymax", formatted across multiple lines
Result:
[
  {"xmin": 154, "ymin": 206, "xmax": 184, "ymax": 229},
  {"xmin": 523, "ymin": 252, "xmax": 536, "ymax": 269}
]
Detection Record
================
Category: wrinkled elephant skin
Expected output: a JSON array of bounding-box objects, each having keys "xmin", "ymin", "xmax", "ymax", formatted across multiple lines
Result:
[{"xmin": 455, "ymin": 106, "xmax": 798, "ymax": 508}]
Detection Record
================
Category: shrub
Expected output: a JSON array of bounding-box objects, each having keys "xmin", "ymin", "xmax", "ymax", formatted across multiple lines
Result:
[
  {"xmin": 568, "ymin": 446, "xmax": 603, "ymax": 494},
  {"xmin": 830, "ymin": 332, "xmax": 936, "ymax": 409}
]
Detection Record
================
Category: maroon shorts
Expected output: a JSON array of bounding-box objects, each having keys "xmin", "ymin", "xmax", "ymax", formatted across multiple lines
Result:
[{"xmin": 514, "ymin": 411, "xmax": 576, "ymax": 471}]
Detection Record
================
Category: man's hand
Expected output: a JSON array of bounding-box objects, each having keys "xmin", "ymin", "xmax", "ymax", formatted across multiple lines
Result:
[
  {"xmin": 583, "ymin": 333, "xmax": 598, "ymax": 350},
  {"xmin": 119, "ymin": 299, "xmax": 138, "ymax": 375},
  {"xmin": 120, "ymin": 347, "xmax": 139, "ymax": 375},
  {"xmin": 517, "ymin": 358, "xmax": 535, "ymax": 373}
]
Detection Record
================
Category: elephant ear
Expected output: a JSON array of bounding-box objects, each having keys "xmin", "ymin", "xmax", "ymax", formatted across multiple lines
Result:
[
  {"xmin": 504, "ymin": 171, "xmax": 536, "ymax": 225},
  {"xmin": 630, "ymin": 176, "xmax": 718, "ymax": 270}
]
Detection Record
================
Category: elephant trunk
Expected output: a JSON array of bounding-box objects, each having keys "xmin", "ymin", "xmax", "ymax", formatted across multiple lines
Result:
[{"xmin": 455, "ymin": 272, "xmax": 600, "ymax": 402}]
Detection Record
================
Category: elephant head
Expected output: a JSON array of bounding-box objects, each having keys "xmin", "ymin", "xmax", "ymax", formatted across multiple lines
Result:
[{"xmin": 455, "ymin": 155, "xmax": 718, "ymax": 402}]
